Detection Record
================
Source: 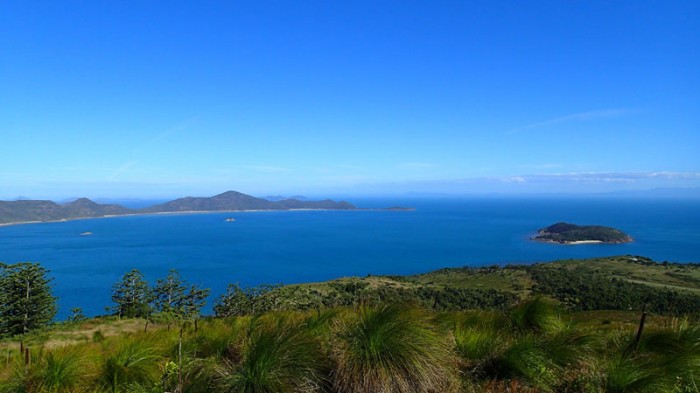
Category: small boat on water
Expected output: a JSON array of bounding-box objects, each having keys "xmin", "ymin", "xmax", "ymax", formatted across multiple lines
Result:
[
  {"xmin": 225, "ymin": 218, "xmax": 236, "ymax": 222},
  {"xmin": 80, "ymin": 232, "xmax": 93, "ymax": 236}
]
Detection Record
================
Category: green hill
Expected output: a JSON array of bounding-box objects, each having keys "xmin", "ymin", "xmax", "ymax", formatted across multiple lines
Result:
[
  {"xmin": 0, "ymin": 198, "xmax": 130, "ymax": 224},
  {"xmin": 256, "ymin": 255, "xmax": 700, "ymax": 315},
  {"xmin": 0, "ymin": 191, "xmax": 356, "ymax": 225},
  {"xmin": 533, "ymin": 222, "xmax": 633, "ymax": 244}
]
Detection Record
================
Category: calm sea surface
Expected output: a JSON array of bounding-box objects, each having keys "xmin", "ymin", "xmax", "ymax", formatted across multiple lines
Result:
[{"xmin": 1, "ymin": 197, "xmax": 699, "ymax": 319}]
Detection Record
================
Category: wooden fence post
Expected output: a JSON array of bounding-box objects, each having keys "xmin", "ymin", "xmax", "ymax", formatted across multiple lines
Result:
[{"xmin": 634, "ymin": 311, "xmax": 647, "ymax": 350}]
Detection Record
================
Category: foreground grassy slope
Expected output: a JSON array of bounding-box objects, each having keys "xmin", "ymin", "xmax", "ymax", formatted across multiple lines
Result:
[
  {"xmin": 2, "ymin": 256, "xmax": 700, "ymax": 392},
  {"xmin": 2, "ymin": 303, "xmax": 699, "ymax": 393}
]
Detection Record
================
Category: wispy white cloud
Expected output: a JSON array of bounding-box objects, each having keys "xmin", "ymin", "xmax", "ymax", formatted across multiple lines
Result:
[
  {"xmin": 646, "ymin": 171, "xmax": 700, "ymax": 179},
  {"xmin": 108, "ymin": 161, "xmax": 138, "ymax": 181},
  {"xmin": 509, "ymin": 108, "xmax": 630, "ymax": 134},
  {"xmin": 104, "ymin": 118, "xmax": 199, "ymax": 182},
  {"xmin": 243, "ymin": 165, "xmax": 291, "ymax": 173},
  {"xmin": 518, "ymin": 163, "xmax": 565, "ymax": 171},
  {"xmin": 132, "ymin": 117, "xmax": 199, "ymax": 156},
  {"xmin": 398, "ymin": 162, "xmax": 436, "ymax": 169},
  {"xmin": 520, "ymin": 171, "xmax": 700, "ymax": 183},
  {"xmin": 501, "ymin": 176, "xmax": 527, "ymax": 183},
  {"xmin": 338, "ymin": 164, "xmax": 364, "ymax": 170},
  {"xmin": 320, "ymin": 174, "xmax": 370, "ymax": 184},
  {"xmin": 334, "ymin": 171, "xmax": 700, "ymax": 197}
]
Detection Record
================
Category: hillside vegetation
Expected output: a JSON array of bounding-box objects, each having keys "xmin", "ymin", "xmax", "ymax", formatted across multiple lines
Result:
[
  {"xmin": 2, "ymin": 255, "xmax": 700, "ymax": 392},
  {"xmin": 233, "ymin": 256, "xmax": 700, "ymax": 316},
  {"xmin": 2, "ymin": 301, "xmax": 699, "ymax": 392}
]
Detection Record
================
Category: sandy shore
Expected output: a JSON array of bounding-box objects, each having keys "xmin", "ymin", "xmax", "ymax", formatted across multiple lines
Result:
[
  {"xmin": 0, "ymin": 208, "xmax": 343, "ymax": 228},
  {"xmin": 531, "ymin": 238, "xmax": 612, "ymax": 245},
  {"xmin": 565, "ymin": 240, "xmax": 604, "ymax": 245}
]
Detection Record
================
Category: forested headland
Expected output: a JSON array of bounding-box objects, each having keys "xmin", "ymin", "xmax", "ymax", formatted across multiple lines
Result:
[{"xmin": 0, "ymin": 191, "xmax": 356, "ymax": 225}]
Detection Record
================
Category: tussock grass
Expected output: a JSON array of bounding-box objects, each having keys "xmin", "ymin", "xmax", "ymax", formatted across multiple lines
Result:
[
  {"xmin": 0, "ymin": 347, "xmax": 87, "ymax": 393},
  {"xmin": 192, "ymin": 318, "xmax": 247, "ymax": 359},
  {"xmin": 457, "ymin": 298, "xmax": 598, "ymax": 392},
  {"xmin": 509, "ymin": 297, "xmax": 563, "ymax": 334},
  {"xmin": 331, "ymin": 304, "xmax": 459, "ymax": 393},
  {"xmin": 2, "ymin": 303, "xmax": 700, "ymax": 392},
  {"xmin": 215, "ymin": 313, "xmax": 328, "ymax": 393},
  {"xmin": 95, "ymin": 338, "xmax": 161, "ymax": 393}
]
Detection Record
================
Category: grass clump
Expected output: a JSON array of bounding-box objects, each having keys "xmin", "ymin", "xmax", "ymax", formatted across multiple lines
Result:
[
  {"xmin": 0, "ymin": 348, "xmax": 86, "ymax": 393},
  {"xmin": 215, "ymin": 313, "xmax": 327, "ymax": 392},
  {"xmin": 96, "ymin": 339, "xmax": 160, "ymax": 393},
  {"xmin": 331, "ymin": 303, "xmax": 458, "ymax": 393}
]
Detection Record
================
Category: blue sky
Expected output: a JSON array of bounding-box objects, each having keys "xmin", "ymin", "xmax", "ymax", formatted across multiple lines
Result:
[{"xmin": 1, "ymin": 1, "xmax": 698, "ymax": 199}]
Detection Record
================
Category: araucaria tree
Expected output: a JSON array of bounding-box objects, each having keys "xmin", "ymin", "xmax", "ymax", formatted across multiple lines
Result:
[
  {"xmin": 110, "ymin": 269, "xmax": 209, "ymax": 325},
  {"xmin": 111, "ymin": 269, "xmax": 152, "ymax": 318},
  {"xmin": 153, "ymin": 269, "xmax": 187, "ymax": 316},
  {"xmin": 0, "ymin": 262, "xmax": 57, "ymax": 336},
  {"xmin": 153, "ymin": 269, "xmax": 209, "ymax": 323},
  {"xmin": 182, "ymin": 284, "xmax": 210, "ymax": 321},
  {"xmin": 213, "ymin": 283, "xmax": 282, "ymax": 317},
  {"xmin": 213, "ymin": 283, "xmax": 252, "ymax": 317}
]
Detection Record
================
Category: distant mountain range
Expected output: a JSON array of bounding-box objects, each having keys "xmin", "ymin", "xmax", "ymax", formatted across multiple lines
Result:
[
  {"xmin": 264, "ymin": 195, "xmax": 309, "ymax": 202},
  {"xmin": 0, "ymin": 191, "xmax": 356, "ymax": 225}
]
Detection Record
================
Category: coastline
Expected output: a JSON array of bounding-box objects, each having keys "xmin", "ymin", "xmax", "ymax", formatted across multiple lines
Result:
[
  {"xmin": 0, "ymin": 205, "xmax": 417, "ymax": 228},
  {"xmin": 542, "ymin": 239, "xmax": 604, "ymax": 245},
  {"xmin": 0, "ymin": 208, "xmax": 352, "ymax": 228},
  {"xmin": 566, "ymin": 240, "xmax": 604, "ymax": 245},
  {"xmin": 531, "ymin": 237, "xmax": 632, "ymax": 245}
]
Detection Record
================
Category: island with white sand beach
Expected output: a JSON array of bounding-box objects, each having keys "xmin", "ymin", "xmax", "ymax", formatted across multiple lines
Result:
[{"xmin": 532, "ymin": 222, "xmax": 633, "ymax": 245}]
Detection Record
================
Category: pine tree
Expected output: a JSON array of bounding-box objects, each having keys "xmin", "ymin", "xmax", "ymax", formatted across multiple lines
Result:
[
  {"xmin": 213, "ymin": 283, "xmax": 252, "ymax": 317},
  {"xmin": 182, "ymin": 284, "xmax": 210, "ymax": 321},
  {"xmin": 213, "ymin": 283, "xmax": 282, "ymax": 317},
  {"xmin": 0, "ymin": 262, "xmax": 57, "ymax": 336},
  {"xmin": 153, "ymin": 269, "xmax": 187, "ymax": 316},
  {"xmin": 153, "ymin": 269, "xmax": 187, "ymax": 330},
  {"xmin": 153, "ymin": 270, "xmax": 210, "ymax": 326},
  {"xmin": 110, "ymin": 269, "xmax": 152, "ymax": 318}
]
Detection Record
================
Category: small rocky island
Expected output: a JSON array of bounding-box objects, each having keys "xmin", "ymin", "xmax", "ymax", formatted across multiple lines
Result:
[
  {"xmin": 382, "ymin": 206, "xmax": 416, "ymax": 211},
  {"xmin": 533, "ymin": 222, "xmax": 633, "ymax": 244}
]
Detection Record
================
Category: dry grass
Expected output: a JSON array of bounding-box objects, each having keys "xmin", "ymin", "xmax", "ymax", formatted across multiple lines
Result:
[{"xmin": 0, "ymin": 318, "xmax": 150, "ymax": 351}]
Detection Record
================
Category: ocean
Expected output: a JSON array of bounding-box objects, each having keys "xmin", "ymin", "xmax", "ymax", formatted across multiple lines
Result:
[{"xmin": 1, "ymin": 197, "xmax": 699, "ymax": 319}]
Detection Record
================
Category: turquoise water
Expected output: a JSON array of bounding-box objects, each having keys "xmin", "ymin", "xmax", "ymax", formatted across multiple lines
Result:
[{"xmin": 1, "ymin": 197, "xmax": 699, "ymax": 319}]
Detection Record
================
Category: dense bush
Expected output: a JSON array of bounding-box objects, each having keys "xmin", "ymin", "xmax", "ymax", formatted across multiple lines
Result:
[
  {"xmin": 528, "ymin": 266, "xmax": 700, "ymax": 314},
  {"xmin": 213, "ymin": 281, "xmax": 519, "ymax": 317}
]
